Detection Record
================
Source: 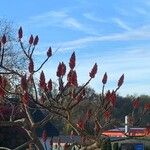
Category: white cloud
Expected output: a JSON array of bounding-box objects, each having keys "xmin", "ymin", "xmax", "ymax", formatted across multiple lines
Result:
[
  {"xmin": 112, "ymin": 18, "xmax": 132, "ymax": 31},
  {"xmin": 83, "ymin": 13, "xmax": 106, "ymax": 23},
  {"xmin": 53, "ymin": 25, "xmax": 150, "ymax": 51},
  {"xmin": 25, "ymin": 10, "xmax": 97, "ymax": 35},
  {"xmin": 33, "ymin": 24, "xmax": 150, "ymax": 55}
]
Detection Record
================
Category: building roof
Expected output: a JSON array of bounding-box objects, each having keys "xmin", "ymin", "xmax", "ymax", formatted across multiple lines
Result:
[
  {"xmin": 107, "ymin": 127, "xmax": 146, "ymax": 132},
  {"xmin": 103, "ymin": 127, "xmax": 150, "ymax": 137}
]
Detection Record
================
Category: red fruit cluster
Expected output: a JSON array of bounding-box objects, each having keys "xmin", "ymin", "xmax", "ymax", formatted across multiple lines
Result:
[
  {"xmin": 105, "ymin": 90, "xmax": 116, "ymax": 107},
  {"xmin": 27, "ymin": 74, "xmax": 34, "ymax": 84},
  {"xmin": 18, "ymin": 27, "xmax": 23, "ymax": 39},
  {"xmin": 76, "ymin": 119, "xmax": 85, "ymax": 130},
  {"xmin": 22, "ymin": 92, "xmax": 29, "ymax": 105},
  {"xmin": 103, "ymin": 111, "xmax": 111, "ymax": 121},
  {"xmin": 118, "ymin": 74, "xmax": 124, "ymax": 87},
  {"xmin": 57, "ymin": 62, "xmax": 66, "ymax": 77},
  {"xmin": 67, "ymin": 70, "xmax": 78, "ymax": 87},
  {"xmin": 89, "ymin": 63, "xmax": 98, "ymax": 78},
  {"xmin": 132, "ymin": 98, "xmax": 140, "ymax": 109},
  {"xmin": 33, "ymin": 35, "xmax": 39, "ymax": 46},
  {"xmin": 39, "ymin": 71, "xmax": 46, "ymax": 90},
  {"xmin": 47, "ymin": 79, "xmax": 52, "ymax": 92},
  {"xmin": 47, "ymin": 47, "xmax": 52, "ymax": 57},
  {"xmin": 29, "ymin": 35, "xmax": 34, "ymax": 45},
  {"xmin": 102, "ymin": 72, "xmax": 107, "ymax": 84},
  {"xmin": 144, "ymin": 103, "xmax": 150, "ymax": 111},
  {"xmin": 69, "ymin": 52, "xmax": 76, "ymax": 69},
  {"xmin": 21, "ymin": 75, "xmax": 27, "ymax": 92}
]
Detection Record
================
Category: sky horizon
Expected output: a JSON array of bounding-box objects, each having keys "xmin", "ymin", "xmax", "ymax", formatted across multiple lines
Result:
[{"xmin": 1, "ymin": 0, "xmax": 150, "ymax": 96}]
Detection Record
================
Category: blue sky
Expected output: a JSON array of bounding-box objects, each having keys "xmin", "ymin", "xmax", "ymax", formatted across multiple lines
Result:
[{"xmin": 1, "ymin": 0, "xmax": 150, "ymax": 96}]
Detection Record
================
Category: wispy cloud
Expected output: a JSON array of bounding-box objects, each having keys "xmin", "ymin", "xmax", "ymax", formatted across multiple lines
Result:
[
  {"xmin": 112, "ymin": 18, "xmax": 132, "ymax": 31},
  {"xmin": 83, "ymin": 13, "xmax": 106, "ymax": 23},
  {"xmin": 134, "ymin": 7, "xmax": 148, "ymax": 15},
  {"xmin": 24, "ymin": 10, "xmax": 97, "ymax": 35},
  {"xmin": 33, "ymin": 23, "xmax": 150, "ymax": 56},
  {"xmin": 54, "ymin": 25, "xmax": 150, "ymax": 51}
]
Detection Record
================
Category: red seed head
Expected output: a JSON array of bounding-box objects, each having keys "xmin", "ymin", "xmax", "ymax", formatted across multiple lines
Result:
[
  {"xmin": 61, "ymin": 62, "xmax": 66, "ymax": 76},
  {"xmin": 132, "ymin": 98, "xmax": 140, "ymax": 109},
  {"xmin": 47, "ymin": 47, "xmax": 52, "ymax": 57},
  {"xmin": 104, "ymin": 111, "xmax": 111, "ymax": 122},
  {"xmin": 18, "ymin": 27, "xmax": 23, "ymax": 39},
  {"xmin": 39, "ymin": 71, "xmax": 46, "ymax": 90},
  {"xmin": 144, "ymin": 103, "xmax": 150, "ymax": 111},
  {"xmin": 21, "ymin": 75, "xmax": 27, "ymax": 91},
  {"xmin": 47, "ymin": 79, "xmax": 52, "ymax": 92},
  {"xmin": 33, "ymin": 35, "xmax": 39, "ymax": 45},
  {"xmin": 76, "ymin": 119, "xmax": 85, "ymax": 130},
  {"xmin": 57, "ymin": 63, "xmax": 62, "ymax": 77},
  {"xmin": 105, "ymin": 90, "xmax": 116, "ymax": 107},
  {"xmin": 67, "ymin": 70, "xmax": 78, "ymax": 87},
  {"xmin": 29, "ymin": 34, "xmax": 34, "ymax": 45},
  {"xmin": 118, "ymin": 74, "xmax": 124, "ymax": 87},
  {"xmin": 69, "ymin": 52, "xmax": 76, "ymax": 69},
  {"xmin": 89, "ymin": 63, "xmax": 98, "ymax": 78},
  {"xmin": 22, "ymin": 92, "xmax": 29, "ymax": 105},
  {"xmin": 57, "ymin": 62, "xmax": 66, "ymax": 77},
  {"xmin": 102, "ymin": 72, "xmax": 107, "ymax": 84},
  {"xmin": 111, "ymin": 91, "xmax": 117, "ymax": 107}
]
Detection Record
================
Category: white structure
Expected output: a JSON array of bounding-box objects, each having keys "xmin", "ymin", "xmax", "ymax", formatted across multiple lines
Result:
[{"xmin": 125, "ymin": 115, "xmax": 129, "ymax": 133}]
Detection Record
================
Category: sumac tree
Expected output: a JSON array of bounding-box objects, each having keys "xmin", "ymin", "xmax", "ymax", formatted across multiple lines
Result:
[{"xmin": 0, "ymin": 27, "xmax": 149, "ymax": 150}]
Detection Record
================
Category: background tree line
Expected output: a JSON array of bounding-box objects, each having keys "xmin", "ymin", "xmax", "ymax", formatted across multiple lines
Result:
[{"xmin": 51, "ymin": 86, "xmax": 150, "ymax": 134}]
